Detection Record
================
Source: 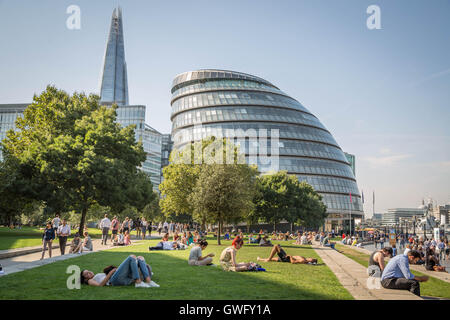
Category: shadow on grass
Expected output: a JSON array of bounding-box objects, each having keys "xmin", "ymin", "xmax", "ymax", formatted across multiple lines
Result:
[{"xmin": 0, "ymin": 242, "xmax": 353, "ymax": 300}]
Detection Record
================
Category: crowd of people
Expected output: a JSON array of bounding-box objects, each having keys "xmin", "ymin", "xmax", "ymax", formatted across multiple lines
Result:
[{"xmin": 38, "ymin": 216, "xmax": 450, "ymax": 297}]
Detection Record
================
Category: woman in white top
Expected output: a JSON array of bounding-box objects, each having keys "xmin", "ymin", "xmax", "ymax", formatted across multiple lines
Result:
[
  {"xmin": 219, "ymin": 237, "xmax": 251, "ymax": 272},
  {"xmin": 141, "ymin": 218, "xmax": 148, "ymax": 240},
  {"xmin": 80, "ymin": 255, "xmax": 158, "ymax": 288},
  {"xmin": 188, "ymin": 240, "xmax": 214, "ymax": 266}
]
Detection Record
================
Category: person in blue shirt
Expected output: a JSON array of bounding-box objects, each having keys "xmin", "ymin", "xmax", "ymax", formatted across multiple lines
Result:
[
  {"xmin": 380, "ymin": 250, "xmax": 429, "ymax": 296},
  {"xmin": 41, "ymin": 221, "xmax": 56, "ymax": 260}
]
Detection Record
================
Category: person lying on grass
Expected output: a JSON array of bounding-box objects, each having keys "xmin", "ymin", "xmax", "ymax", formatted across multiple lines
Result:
[
  {"xmin": 219, "ymin": 237, "xmax": 252, "ymax": 272},
  {"xmin": 257, "ymin": 244, "xmax": 318, "ymax": 264},
  {"xmin": 188, "ymin": 239, "xmax": 215, "ymax": 266},
  {"xmin": 80, "ymin": 255, "xmax": 159, "ymax": 288}
]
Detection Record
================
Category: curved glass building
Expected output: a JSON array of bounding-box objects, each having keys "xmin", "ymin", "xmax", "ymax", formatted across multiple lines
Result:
[{"xmin": 170, "ymin": 69, "xmax": 363, "ymax": 231}]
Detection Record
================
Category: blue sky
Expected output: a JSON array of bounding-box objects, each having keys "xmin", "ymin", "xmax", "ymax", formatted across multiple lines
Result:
[{"xmin": 0, "ymin": 0, "xmax": 449, "ymax": 215}]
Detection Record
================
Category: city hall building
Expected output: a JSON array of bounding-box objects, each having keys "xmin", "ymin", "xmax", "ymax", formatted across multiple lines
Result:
[{"xmin": 170, "ymin": 69, "xmax": 363, "ymax": 231}]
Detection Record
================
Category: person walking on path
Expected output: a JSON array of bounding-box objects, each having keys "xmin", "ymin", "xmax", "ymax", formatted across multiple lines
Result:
[
  {"xmin": 122, "ymin": 217, "xmax": 130, "ymax": 234},
  {"xmin": 141, "ymin": 218, "xmax": 148, "ymax": 240},
  {"xmin": 100, "ymin": 214, "xmax": 111, "ymax": 245},
  {"xmin": 57, "ymin": 219, "xmax": 71, "ymax": 255},
  {"xmin": 380, "ymin": 250, "xmax": 429, "ymax": 296},
  {"xmin": 110, "ymin": 216, "xmax": 120, "ymax": 242},
  {"xmin": 41, "ymin": 222, "xmax": 56, "ymax": 260},
  {"xmin": 135, "ymin": 217, "xmax": 142, "ymax": 239},
  {"xmin": 51, "ymin": 214, "xmax": 61, "ymax": 236}
]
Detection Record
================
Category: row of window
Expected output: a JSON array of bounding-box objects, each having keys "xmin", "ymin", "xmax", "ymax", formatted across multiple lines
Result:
[
  {"xmin": 116, "ymin": 107, "xmax": 145, "ymax": 120},
  {"xmin": 172, "ymin": 106, "xmax": 324, "ymax": 131},
  {"xmin": 321, "ymin": 193, "xmax": 363, "ymax": 212},
  {"xmin": 295, "ymin": 175, "xmax": 359, "ymax": 195},
  {"xmin": 171, "ymin": 91, "xmax": 310, "ymax": 115},
  {"xmin": 173, "ymin": 123, "xmax": 338, "ymax": 147},
  {"xmin": 172, "ymin": 79, "xmax": 284, "ymax": 100},
  {"xmin": 172, "ymin": 70, "xmax": 273, "ymax": 89}
]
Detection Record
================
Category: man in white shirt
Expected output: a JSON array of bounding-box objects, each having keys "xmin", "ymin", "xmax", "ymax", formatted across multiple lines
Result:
[
  {"xmin": 100, "ymin": 214, "xmax": 112, "ymax": 245},
  {"xmin": 57, "ymin": 219, "xmax": 71, "ymax": 255}
]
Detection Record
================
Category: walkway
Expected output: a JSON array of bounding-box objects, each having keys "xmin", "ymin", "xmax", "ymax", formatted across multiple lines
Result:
[{"xmin": 311, "ymin": 242, "xmax": 422, "ymax": 300}]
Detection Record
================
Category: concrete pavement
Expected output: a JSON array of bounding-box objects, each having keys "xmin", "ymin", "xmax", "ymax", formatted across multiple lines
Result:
[{"xmin": 311, "ymin": 241, "xmax": 422, "ymax": 300}]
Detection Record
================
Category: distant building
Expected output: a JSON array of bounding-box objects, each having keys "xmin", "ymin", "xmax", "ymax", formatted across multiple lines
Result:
[
  {"xmin": 160, "ymin": 134, "xmax": 173, "ymax": 182},
  {"xmin": 382, "ymin": 208, "xmax": 426, "ymax": 226},
  {"xmin": 344, "ymin": 152, "xmax": 355, "ymax": 176},
  {"xmin": 431, "ymin": 204, "xmax": 450, "ymax": 225},
  {"xmin": 372, "ymin": 213, "xmax": 383, "ymax": 221}
]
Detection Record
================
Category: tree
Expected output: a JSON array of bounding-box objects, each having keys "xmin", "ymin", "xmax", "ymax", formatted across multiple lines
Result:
[
  {"xmin": 0, "ymin": 158, "xmax": 36, "ymax": 226},
  {"xmin": 254, "ymin": 171, "xmax": 328, "ymax": 232},
  {"xmin": 2, "ymin": 86, "xmax": 148, "ymax": 234},
  {"xmin": 189, "ymin": 164, "xmax": 258, "ymax": 245}
]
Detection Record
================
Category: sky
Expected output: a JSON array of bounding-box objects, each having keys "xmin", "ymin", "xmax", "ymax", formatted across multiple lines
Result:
[{"xmin": 0, "ymin": 0, "xmax": 449, "ymax": 215}]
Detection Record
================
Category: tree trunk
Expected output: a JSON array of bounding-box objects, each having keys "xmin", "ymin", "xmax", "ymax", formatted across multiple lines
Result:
[
  {"xmin": 218, "ymin": 219, "xmax": 222, "ymax": 245},
  {"xmin": 290, "ymin": 222, "xmax": 293, "ymax": 233},
  {"xmin": 78, "ymin": 206, "xmax": 88, "ymax": 236},
  {"xmin": 273, "ymin": 222, "xmax": 276, "ymax": 233}
]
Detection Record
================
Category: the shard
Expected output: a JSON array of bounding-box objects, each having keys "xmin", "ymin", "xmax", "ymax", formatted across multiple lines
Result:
[{"xmin": 100, "ymin": 7, "xmax": 129, "ymax": 106}]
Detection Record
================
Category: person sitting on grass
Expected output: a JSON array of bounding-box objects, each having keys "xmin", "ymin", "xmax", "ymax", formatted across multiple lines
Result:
[
  {"xmin": 80, "ymin": 255, "xmax": 159, "ymax": 288},
  {"xmin": 224, "ymin": 230, "xmax": 230, "ymax": 241},
  {"xmin": 425, "ymin": 247, "xmax": 446, "ymax": 272},
  {"xmin": 188, "ymin": 239, "xmax": 215, "ymax": 266},
  {"xmin": 321, "ymin": 233, "xmax": 336, "ymax": 249},
  {"xmin": 259, "ymin": 235, "xmax": 272, "ymax": 246},
  {"xmin": 367, "ymin": 247, "xmax": 393, "ymax": 277},
  {"xmin": 380, "ymin": 250, "xmax": 429, "ymax": 296},
  {"xmin": 69, "ymin": 233, "xmax": 82, "ymax": 254},
  {"xmin": 219, "ymin": 237, "xmax": 251, "ymax": 272},
  {"xmin": 124, "ymin": 230, "xmax": 131, "ymax": 246},
  {"xmin": 257, "ymin": 244, "xmax": 318, "ymax": 264}
]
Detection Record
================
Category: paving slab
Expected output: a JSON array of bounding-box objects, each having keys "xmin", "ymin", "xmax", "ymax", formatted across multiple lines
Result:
[{"xmin": 311, "ymin": 242, "xmax": 422, "ymax": 300}]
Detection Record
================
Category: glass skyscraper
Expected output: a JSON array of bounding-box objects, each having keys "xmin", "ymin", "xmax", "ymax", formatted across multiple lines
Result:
[
  {"xmin": 100, "ymin": 7, "xmax": 129, "ymax": 106},
  {"xmin": 170, "ymin": 69, "xmax": 363, "ymax": 230},
  {"xmin": 99, "ymin": 7, "xmax": 162, "ymax": 191}
]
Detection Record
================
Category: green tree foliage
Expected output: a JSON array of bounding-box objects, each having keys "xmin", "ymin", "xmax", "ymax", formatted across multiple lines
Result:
[
  {"xmin": 254, "ymin": 171, "xmax": 327, "ymax": 231},
  {"xmin": 2, "ymin": 86, "xmax": 154, "ymax": 234},
  {"xmin": 189, "ymin": 164, "xmax": 258, "ymax": 245}
]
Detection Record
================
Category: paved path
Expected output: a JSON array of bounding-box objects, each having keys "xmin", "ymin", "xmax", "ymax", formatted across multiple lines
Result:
[
  {"xmin": 311, "ymin": 242, "xmax": 422, "ymax": 300},
  {"xmin": 0, "ymin": 236, "xmax": 159, "ymax": 276},
  {"xmin": 349, "ymin": 244, "xmax": 450, "ymax": 284}
]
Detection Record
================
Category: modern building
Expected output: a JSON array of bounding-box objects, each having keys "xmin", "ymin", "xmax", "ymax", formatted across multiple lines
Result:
[
  {"xmin": 431, "ymin": 204, "xmax": 450, "ymax": 225},
  {"xmin": 344, "ymin": 152, "xmax": 355, "ymax": 176},
  {"xmin": 160, "ymin": 133, "xmax": 173, "ymax": 182},
  {"xmin": 381, "ymin": 208, "xmax": 426, "ymax": 226},
  {"xmin": 99, "ymin": 7, "xmax": 128, "ymax": 106},
  {"xmin": 0, "ymin": 104, "xmax": 28, "ymax": 161},
  {"xmin": 170, "ymin": 69, "xmax": 364, "ymax": 231},
  {"xmin": 99, "ymin": 7, "xmax": 162, "ymax": 190}
]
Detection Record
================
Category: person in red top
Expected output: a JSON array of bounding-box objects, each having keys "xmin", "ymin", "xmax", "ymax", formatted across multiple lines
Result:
[{"xmin": 342, "ymin": 233, "xmax": 346, "ymax": 239}]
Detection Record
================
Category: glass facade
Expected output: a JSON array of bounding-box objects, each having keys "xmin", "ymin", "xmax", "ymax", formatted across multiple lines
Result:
[
  {"xmin": 115, "ymin": 105, "xmax": 162, "ymax": 191},
  {"xmin": 170, "ymin": 69, "xmax": 363, "ymax": 227},
  {"xmin": 99, "ymin": 7, "xmax": 129, "ymax": 106},
  {"xmin": 0, "ymin": 104, "xmax": 28, "ymax": 161},
  {"xmin": 344, "ymin": 152, "xmax": 356, "ymax": 176}
]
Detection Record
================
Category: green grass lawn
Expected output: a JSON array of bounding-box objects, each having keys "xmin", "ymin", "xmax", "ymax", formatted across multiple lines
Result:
[
  {"xmin": 0, "ymin": 226, "xmax": 108, "ymax": 250},
  {"xmin": 0, "ymin": 239, "xmax": 353, "ymax": 300},
  {"xmin": 335, "ymin": 243, "xmax": 450, "ymax": 299}
]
